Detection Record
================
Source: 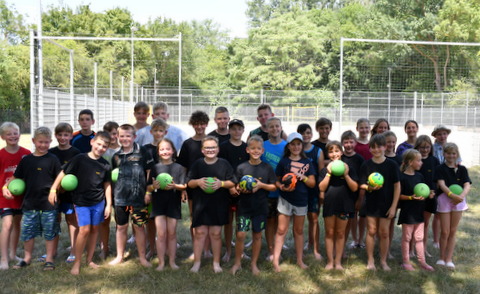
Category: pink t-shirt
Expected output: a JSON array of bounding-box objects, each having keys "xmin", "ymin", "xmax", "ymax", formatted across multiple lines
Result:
[
  {"xmin": 0, "ymin": 147, "xmax": 31, "ymax": 209},
  {"xmin": 354, "ymin": 141, "xmax": 372, "ymax": 161}
]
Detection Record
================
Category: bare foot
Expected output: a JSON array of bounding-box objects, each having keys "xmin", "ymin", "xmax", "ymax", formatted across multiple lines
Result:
[
  {"xmin": 108, "ymin": 256, "xmax": 123, "ymax": 265},
  {"xmin": 170, "ymin": 262, "xmax": 179, "ymax": 270},
  {"xmin": 222, "ymin": 252, "xmax": 231, "ymax": 262},
  {"xmin": 313, "ymin": 252, "xmax": 323, "ymax": 261},
  {"xmin": 230, "ymin": 264, "xmax": 241, "ymax": 275},
  {"xmin": 251, "ymin": 264, "xmax": 260, "ymax": 276},
  {"xmin": 335, "ymin": 264, "xmax": 344, "ymax": 270},
  {"xmin": 190, "ymin": 261, "xmax": 201, "ymax": 273},
  {"xmin": 88, "ymin": 262, "xmax": 100, "ymax": 269},
  {"xmin": 366, "ymin": 263, "xmax": 376, "ymax": 271},
  {"xmin": 325, "ymin": 263, "xmax": 334, "ymax": 270},
  {"xmin": 297, "ymin": 262, "xmax": 308, "ymax": 270},
  {"xmin": 388, "ymin": 252, "xmax": 395, "ymax": 260},
  {"xmin": 155, "ymin": 264, "xmax": 165, "ymax": 271},
  {"xmin": 139, "ymin": 259, "xmax": 152, "ymax": 268},
  {"xmin": 213, "ymin": 262, "xmax": 223, "ymax": 273},
  {"xmin": 70, "ymin": 265, "xmax": 80, "ymax": 275},
  {"xmin": 0, "ymin": 262, "xmax": 9, "ymax": 270},
  {"xmin": 381, "ymin": 262, "xmax": 391, "ymax": 271},
  {"xmin": 273, "ymin": 263, "xmax": 281, "ymax": 273}
]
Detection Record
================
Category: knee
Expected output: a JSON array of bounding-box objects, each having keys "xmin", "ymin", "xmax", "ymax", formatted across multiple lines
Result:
[
  {"xmin": 209, "ymin": 231, "xmax": 221, "ymax": 240},
  {"xmin": 276, "ymin": 227, "xmax": 288, "ymax": 237},
  {"xmin": 325, "ymin": 229, "xmax": 335, "ymax": 238},
  {"xmin": 236, "ymin": 232, "xmax": 246, "ymax": 242}
]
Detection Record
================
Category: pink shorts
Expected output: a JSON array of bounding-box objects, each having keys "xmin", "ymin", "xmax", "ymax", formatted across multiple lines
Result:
[{"xmin": 437, "ymin": 193, "xmax": 468, "ymax": 213}]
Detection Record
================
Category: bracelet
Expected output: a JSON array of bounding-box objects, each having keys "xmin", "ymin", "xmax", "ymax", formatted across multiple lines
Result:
[
  {"xmin": 303, "ymin": 177, "xmax": 308, "ymax": 183},
  {"xmin": 409, "ymin": 196, "xmax": 413, "ymax": 200},
  {"xmin": 447, "ymin": 191, "xmax": 453, "ymax": 197},
  {"xmin": 146, "ymin": 192, "xmax": 152, "ymax": 195},
  {"xmin": 2, "ymin": 186, "xmax": 7, "ymax": 190},
  {"xmin": 326, "ymin": 173, "xmax": 331, "ymax": 177},
  {"xmin": 221, "ymin": 181, "xmax": 225, "ymax": 187},
  {"xmin": 50, "ymin": 189, "xmax": 57, "ymax": 193}
]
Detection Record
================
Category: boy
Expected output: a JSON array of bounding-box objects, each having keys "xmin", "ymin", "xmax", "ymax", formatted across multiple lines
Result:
[
  {"xmin": 133, "ymin": 101, "xmax": 152, "ymax": 146},
  {"xmin": 144, "ymin": 118, "xmax": 169, "ymax": 163},
  {"xmin": 0, "ymin": 122, "xmax": 31, "ymax": 269},
  {"xmin": 12, "ymin": 127, "xmax": 61, "ymax": 270},
  {"xmin": 48, "ymin": 123, "xmax": 80, "ymax": 263},
  {"xmin": 230, "ymin": 135, "xmax": 277, "ymax": 275},
  {"xmin": 260, "ymin": 117, "xmax": 286, "ymax": 261},
  {"xmin": 49, "ymin": 131, "xmax": 112, "ymax": 275},
  {"xmin": 312, "ymin": 117, "xmax": 332, "ymax": 162},
  {"xmin": 218, "ymin": 119, "xmax": 248, "ymax": 262},
  {"xmin": 109, "ymin": 124, "xmax": 154, "ymax": 267},
  {"xmin": 340, "ymin": 131, "xmax": 365, "ymax": 249},
  {"xmin": 207, "ymin": 106, "xmax": 230, "ymax": 144},
  {"xmin": 71, "ymin": 109, "xmax": 96, "ymax": 153},
  {"xmin": 153, "ymin": 102, "xmax": 188, "ymax": 152},
  {"xmin": 248, "ymin": 104, "xmax": 287, "ymax": 141},
  {"xmin": 357, "ymin": 134, "xmax": 400, "ymax": 271}
]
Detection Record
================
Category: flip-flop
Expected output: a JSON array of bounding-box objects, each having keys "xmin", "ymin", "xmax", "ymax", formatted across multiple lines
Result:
[
  {"xmin": 43, "ymin": 262, "xmax": 55, "ymax": 271},
  {"xmin": 66, "ymin": 255, "xmax": 75, "ymax": 263},
  {"xmin": 13, "ymin": 260, "xmax": 30, "ymax": 269}
]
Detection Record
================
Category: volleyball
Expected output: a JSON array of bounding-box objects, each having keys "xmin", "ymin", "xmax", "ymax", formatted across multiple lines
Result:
[
  {"xmin": 368, "ymin": 172, "xmax": 384, "ymax": 188},
  {"xmin": 7, "ymin": 179, "xmax": 26, "ymax": 196},
  {"xmin": 239, "ymin": 175, "xmax": 257, "ymax": 191},
  {"xmin": 156, "ymin": 173, "xmax": 173, "ymax": 190},
  {"xmin": 61, "ymin": 174, "xmax": 78, "ymax": 191}
]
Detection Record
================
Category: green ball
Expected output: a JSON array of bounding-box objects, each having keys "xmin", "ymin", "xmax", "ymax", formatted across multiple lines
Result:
[
  {"xmin": 111, "ymin": 168, "xmax": 119, "ymax": 183},
  {"xmin": 204, "ymin": 177, "xmax": 216, "ymax": 194},
  {"xmin": 368, "ymin": 172, "xmax": 384, "ymax": 188},
  {"xmin": 414, "ymin": 183, "xmax": 430, "ymax": 198},
  {"xmin": 449, "ymin": 184, "xmax": 463, "ymax": 195},
  {"xmin": 156, "ymin": 173, "xmax": 173, "ymax": 190},
  {"xmin": 8, "ymin": 179, "xmax": 26, "ymax": 196},
  {"xmin": 61, "ymin": 174, "xmax": 78, "ymax": 191},
  {"xmin": 331, "ymin": 160, "xmax": 345, "ymax": 176}
]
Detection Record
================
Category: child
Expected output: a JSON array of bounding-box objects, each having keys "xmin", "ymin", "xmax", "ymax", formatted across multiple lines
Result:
[
  {"xmin": 248, "ymin": 104, "xmax": 287, "ymax": 141},
  {"xmin": 153, "ymin": 102, "xmax": 189, "ymax": 152},
  {"xmin": 371, "ymin": 118, "xmax": 390, "ymax": 136},
  {"xmin": 398, "ymin": 149, "xmax": 434, "ymax": 271},
  {"xmin": 133, "ymin": 101, "xmax": 152, "ymax": 146},
  {"xmin": 414, "ymin": 135, "xmax": 440, "ymax": 257},
  {"xmin": 0, "ymin": 122, "xmax": 31, "ymax": 269},
  {"xmin": 71, "ymin": 109, "xmax": 96, "ymax": 153},
  {"xmin": 218, "ymin": 119, "xmax": 249, "ymax": 262},
  {"xmin": 384, "ymin": 131, "xmax": 402, "ymax": 166},
  {"xmin": 354, "ymin": 118, "xmax": 372, "ymax": 161},
  {"xmin": 145, "ymin": 118, "xmax": 169, "ymax": 164},
  {"xmin": 208, "ymin": 106, "xmax": 231, "ymax": 144},
  {"xmin": 431, "ymin": 124, "xmax": 452, "ymax": 164},
  {"xmin": 272, "ymin": 132, "xmax": 316, "ymax": 272},
  {"xmin": 340, "ymin": 130, "xmax": 366, "ymax": 249},
  {"xmin": 297, "ymin": 123, "xmax": 324, "ymax": 260},
  {"xmin": 357, "ymin": 134, "xmax": 400, "ymax": 271},
  {"xmin": 319, "ymin": 141, "xmax": 358, "ymax": 270},
  {"xmin": 396, "ymin": 120, "xmax": 419, "ymax": 156},
  {"xmin": 312, "ymin": 117, "xmax": 332, "ymax": 162},
  {"xmin": 49, "ymin": 123, "xmax": 81, "ymax": 263},
  {"xmin": 147, "ymin": 138, "xmax": 187, "ymax": 271},
  {"xmin": 230, "ymin": 136, "xmax": 277, "ymax": 275},
  {"xmin": 11, "ymin": 127, "xmax": 61, "ymax": 270},
  {"xmin": 49, "ymin": 131, "xmax": 112, "ymax": 275},
  {"xmin": 187, "ymin": 136, "xmax": 235, "ymax": 273},
  {"xmin": 435, "ymin": 143, "xmax": 471, "ymax": 269},
  {"xmin": 109, "ymin": 124, "xmax": 154, "ymax": 267},
  {"xmin": 260, "ymin": 117, "xmax": 287, "ymax": 261}
]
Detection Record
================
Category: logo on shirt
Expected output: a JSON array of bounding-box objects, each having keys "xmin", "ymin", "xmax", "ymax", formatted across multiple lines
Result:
[{"xmin": 290, "ymin": 161, "xmax": 309, "ymax": 176}]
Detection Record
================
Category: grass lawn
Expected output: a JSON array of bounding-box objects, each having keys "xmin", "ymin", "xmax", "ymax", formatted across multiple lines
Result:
[{"xmin": 0, "ymin": 167, "xmax": 479, "ymax": 294}]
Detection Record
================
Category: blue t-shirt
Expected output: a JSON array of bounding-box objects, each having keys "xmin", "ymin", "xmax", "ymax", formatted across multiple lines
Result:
[
  {"xmin": 275, "ymin": 157, "xmax": 315, "ymax": 207},
  {"xmin": 261, "ymin": 140, "xmax": 286, "ymax": 198}
]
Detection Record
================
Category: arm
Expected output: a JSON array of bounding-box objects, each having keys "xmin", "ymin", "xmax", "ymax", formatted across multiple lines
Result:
[
  {"xmin": 343, "ymin": 164, "xmax": 358, "ymax": 192},
  {"xmin": 317, "ymin": 150, "xmax": 325, "ymax": 171},
  {"xmin": 2, "ymin": 177, "xmax": 14, "ymax": 200},
  {"xmin": 386, "ymin": 181, "xmax": 400, "ymax": 218},
  {"xmin": 103, "ymin": 181, "xmax": 112, "ymax": 219},
  {"xmin": 48, "ymin": 171, "xmax": 66, "ymax": 205}
]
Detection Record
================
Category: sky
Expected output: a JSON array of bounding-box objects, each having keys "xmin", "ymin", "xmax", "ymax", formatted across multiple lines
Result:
[{"xmin": 11, "ymin": 0, "xmax": 249, "ymax": 38}]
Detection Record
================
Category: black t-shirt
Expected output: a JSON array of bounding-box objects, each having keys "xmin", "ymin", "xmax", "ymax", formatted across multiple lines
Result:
[
  {"xmin": 275, "ymin": 157, "xmax": 315, "ymax": 207},
  {"xmin": 420, "ymin": 155, "xmax": 440, "ymax": 190},
  {"xmin": 359, "ymin": 158, "xmax": 400, "ymax": 218},
  {"xmin": 386, "ymin": 154, "xmax": 402, "ymax": 167},
  {"xmin": 207, "ymin": 130, "xmax": 230, "ymax": 145},
  {"xmin": 177, "ymin": 138, "xmax": 203, "ymax": 170},
  {"xmin": 14, "ymin": 153, "xmax": 61, "ymax": 210},
  {"xmin": 49, "ymin": 146, "xmax": 81, "ymax": 203},
  {"xmin": 63, "ymin": 153, "xmax": 111, "ymax": 206},
  {"xmin": 249, "ymin": 127, "xmax": 269, "ymax": 142},
  {"xmin": 150, "ymin": 162, "xmax": 186, "ymax": 216},
  {"xmin": 143, "ymin": 143, "xmax": 160, "ymax": 164},
  {"xmin": 235, "ymin": 161, "xmax": 277, "ymax": 216},
  {"xmin": 398, "ymin": 172, "xmax": 426, "ymax": 224},
  {"xmin": 342, "ymin": 153, "xmax": 364, "ymax": 174},
  {"xmin": 319, "ymin": 165, "xmax": 358, "ymax": 217},
  {"xmin": 312, "ymin": 140, "xmax": 328, "ymax": 161},
  {"xmin": 434, "ymin": 163, "xmax": 472, "ymax": 194},
  {"xmin": 219, "ymin": 140, "xmax": 248, "ymax": 171},
  {"xmin": 71, "ymin": 131, "xmax": 95, "ymax": 153}
]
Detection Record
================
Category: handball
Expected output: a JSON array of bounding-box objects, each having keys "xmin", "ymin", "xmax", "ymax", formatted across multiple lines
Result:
[
  {"xmin": 61, "ymin": 174, "xmax": 78, "ymax": 191},
  {"xmin": 282, "ymin": 173, "xmax": 297, "ymax": 190},
  {"xmin": 7, "ymin": 179, "xmax": 26, "ymax": 196},
  {"xmin": 156, "ymin": 173, "xmax": 173, "ymax": 190},
  {"xmin": 368, "ymin": 172, "xmax": 384, "ymax": 188},
  {"xmin": 331, "ymin": 160, "xmax": 345, "ymax": 176},
  {"xmin": 413, "ymin": 183, "xmax": 430, "ymax": 198},
  {"xmin": 204, "ymin": 177, "xmax": 216, "ymax": 194},
  {"xmin": 239, "ymin": 175, "xmax": 257, "ymax": 191},
  {"xmin": 111, "ymin": 168, "xmax": 119, "ymax": 183},
  {"xmin": 449, "ymin": 184, "xmax": 463, "ymax": 195}
]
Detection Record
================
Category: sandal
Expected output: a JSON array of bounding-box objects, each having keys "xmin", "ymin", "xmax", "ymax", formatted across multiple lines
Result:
[
  {"xmin": 13, "ymin": 260, "xmax": 30, "ymax": 269},
  {"xmin": 43, "ymin": 262, "xmax": 55, "ymax": 271},
  {"xmin": 37, "ymin": 254, "xmax": 47, "ymax": 262},
  {"xmin": 66, "ymin": 255, "xmax": 76, "ymax": 263}
]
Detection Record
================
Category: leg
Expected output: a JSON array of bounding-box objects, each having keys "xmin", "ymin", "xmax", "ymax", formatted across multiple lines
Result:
[
  {"xmin": 438, "ymin": 212, "xmax": 450, "ymax": 262},
  {"xmin": 231, "ymin": 231, "xmax": 246, "ymax": 274},
  {"xmin": 23, "ymin": 238, "xmax": 35, "ymax": 264},
  {"xmin": 0, "ymin": 215, "xmax": 13, "ymax": 269},
  {"xmin": 272, "ymin": 214, "xmax": 290, "ymax": 272},
  {"xmin": 414, "ymin": 223, "xmax": 432, "ymax": 270},
  {"xmin": 65, "ymin": 213, "xmax": 79, "ymax": 258},
  {"xmin": 133, "ymin": 224, "xmax": 151, "ymax": 267},
  {"xmin": 146, "ymin": 220, "xmax": 156, "ymax": 260},
  {"xmin": 388, "ymin": 218, "xmax": 395, "ymax": 258},
  {"xmin": 191, "ymin": 225, "xmax": 208, "ymax": 272},
  {"xmin": 251, "ymin": 231, "xmax": 262, "ymax": 275},
  {"xmin": 358, "ymin": 216, "xmax": 366, "ymax": 247},
  {"xmin": 423, "ymin": 212, "xmax": 432, "ymax": 257},
  {"xmin": 293, "ymin": 215, "xmax": 307, "ymax": 269},
  {"xmin": 433, "ymin": 213, "xmax": 440, "ymax": 247},
  {"xmin": 265, "ymin": 217, "xmax": 277, "ymax": 261},
  {"xmin": 308, "ymin": 212, "xmax": 322, "ymax": 260},
  {"xmin": 365, "ymin": 216, "xmax": 377, "ymax": 270},
  {"xmin": 445, "ymin": 211, "xmax": 462, "ymax": 264},
  {"xmin": 10, "ymin": 214, "xmax": 22, "ymax": 261},
  {"xmin": 350, "ymin": 212, "xmax": 359, "ymax": 245},
  {"xmin": 223, "ymin": 209, "xmax": 234, "ymax": 262},
  {"xmin": 209, "ymin": 225, "xmax": 223, "ymax": 273},
  {"xmin": 323, "ymin": 215, "xmax": 335, "ymax": 270},
  {"xmin": 378, "ymin": 218, "xmax": 391, "ymax": 271},
  {"xmin": 86, "ymin": 225, "xmax": 100, "ymax": 268},
  {"xmin": 109, "ymin": 223, "xmax": 128, "ymax": 265},
  {"xmin": 155, "ymin": 216, "xmax": 167, "ymax": 271},
  {"xmin": 70, "ymin": 224, "xmax": 91, "ymax": 275},
  {"xmin": 401, "ymin": 224, "xmax": 413, "ymax": 267},
  {"xmin": 99, "ymin": 214, "xmax": 111, "ymax": 259},
  {"xmin": 166, "ymin": 217, "xmax": 179, "ymax": 269},
  {"xmin": 334, "ymin": 217, "xmax": 348, "ymax": 270}
]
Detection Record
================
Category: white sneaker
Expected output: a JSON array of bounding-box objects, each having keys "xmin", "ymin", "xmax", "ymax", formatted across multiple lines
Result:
[
  {"xmin": 445, "ymin": 261, "xmax": 455, "ymax": 269},
  {"xmin": 436, "ymin": 259, "xmax": 445, "ymax": 266},
  {"xmin": 127, "ymin": 236, "xmax": 135, "ymax": 244}
]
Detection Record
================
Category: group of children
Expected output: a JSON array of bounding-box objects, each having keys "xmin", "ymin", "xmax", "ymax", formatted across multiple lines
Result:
[{"xmin": 0, "ymin": 102, "xmax": 472, "ymax": 275}]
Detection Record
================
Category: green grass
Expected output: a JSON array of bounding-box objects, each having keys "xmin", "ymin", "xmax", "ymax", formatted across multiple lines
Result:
[{"xmin": 1, "ymin": 167, "xmax": 479, "ymax": 294}]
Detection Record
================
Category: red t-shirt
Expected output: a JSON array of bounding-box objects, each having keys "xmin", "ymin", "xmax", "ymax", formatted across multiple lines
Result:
[
  {"xmin": 354, "ymin": 141, "xmax": 373, "ymax": 161},
  {"xmin": 0, "ymin": 147, "xmax": 31, "ymax": 209}
]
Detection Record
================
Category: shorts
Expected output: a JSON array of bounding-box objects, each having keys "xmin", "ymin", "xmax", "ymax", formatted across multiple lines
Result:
[
  {"xmin": 115, "ymin": 206, "xmax": 149, "ymax": 226},
  {"xmin": 267, "ymin": 198, "xmax": 279, "ymax": 218},
  {"xmin": 59, "ymin": 202, "xmax": 75, "ymax": 215},
  {"xmin": 308, "ymin": 192, "xmax": 320, "ymax": 213},
  {"xmin": 424, "ymin": 196, "xmax": 437, "ymax": 214},
  {"xmin": 436, "ymin": 193, "xmax": 468, "ymax": 213},
  {"xmin": 21, "ymin": 210, "xmax": 60, "ymax": 241},
  {"xmin": 75, "ymin": 200, "xmax": 105, "ymax": 227},
  {"xmin": 277, "ymin": 197, "xmax": 307, "ymax": 216},
  {"xmin": 337, "ymin": 212, "xmax": 354, "ymax": 220},
  {"xmin": 237, "ymin": 214, "xmax": 267, "ymax": 233},
  {"xmin": 0, "ymin": 208, "xmax": 22, "ymax": 218}
]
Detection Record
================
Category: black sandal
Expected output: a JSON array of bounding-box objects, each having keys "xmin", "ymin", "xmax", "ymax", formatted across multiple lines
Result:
[
  {"xmin": 43, "ymin": 262, "xmax": 55, "ymax": 271},
  {"xmin": 13, "ymin": 260, "xmax": 29, "ymax": 269}
]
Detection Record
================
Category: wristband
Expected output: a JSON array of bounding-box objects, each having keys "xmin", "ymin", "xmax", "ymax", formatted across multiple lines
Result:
[
  {"xmin": 326, "ymin": 173, "xmax": 331, "ymax": 177},
  {"xmin": 303, "ymin": 177, "xmax": 308, "ymax": 183},
  {"xmin": 447, "ymin": 191, "xmax": 453, "ymax": 197},
  {"xmin": 50, "ymin": 189, "xmax": 57, "ymax": 193},
  {"xmin": 2, "ymin": 186, "xmax": 7, "ymax": 190},
  {"xmin": 146, "ymin": 192, "xmax": 152, "ymax": 195},
  {"xmin": 221, "ymin": 181, "xmax": 225, "ymax": 187},
  {"xmin": 409, "ymin": 196, "xmax": 413, "ymax": 200}
]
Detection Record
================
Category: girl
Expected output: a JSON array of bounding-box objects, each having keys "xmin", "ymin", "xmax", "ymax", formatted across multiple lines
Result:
[
  {"xmin": 148, "ymin": 138, "xmax": 187, "ymax": 271},
  {"xmin": 354, "ymin": 118, "xmax": 372, "ymax": 161},
  {"xmin": 414, "ymin": 135, "xmax": 440, "ymax": 257},
  {"xmin": 435, "ymin": 143, "xmax": 471, "ymax": 269},
  {"xmin": 398, "ymin": 149, "xmax": 434, "ymax": 271},
  {"xmin": 319, "ymin": 141, "xmax": 358, "ymax": 270},
  {"xmin": 187, "ymin": 136, "xmax": 235, "ymax": 273},
  {"xmin": 272, "ymin": 133, "xmax": 316, "ymax": 272},
  {"xmin": 371, "ymin": 118, "xmax": 390, "ymax": 136},
  {"xmin": 396, "ymin": 120, "xmax": 419, "ymax": 156},
  {"xmin": 297, "ymin": 123, "xmax": 324, "ymax": 260},
  {"xmin": 431, "ymin": 124, "xmax": 451, "ymax": 164},
  {"xmin": 384, "ymin": 131, "xmax": 402, "ymax": 166}
]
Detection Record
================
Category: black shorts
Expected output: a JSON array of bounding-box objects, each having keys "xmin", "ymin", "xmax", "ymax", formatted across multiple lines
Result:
[
  {"xmin": 237, "ymin": 214, "xmax": 267, "ymax": 233},
  {"xmin": 424, "ymin": 196, "xmax": 437, "ymax": 214},
  {"xmin": 267, "ymin": 198, "xmax": 279, "ymax": 219},
  {"xmin": 114, "ymin": 206, "xmax": 149, "ymax": 226},
  {"xmin": 151, "ymin": 192, "xmax": 182, "ymax": 220}
]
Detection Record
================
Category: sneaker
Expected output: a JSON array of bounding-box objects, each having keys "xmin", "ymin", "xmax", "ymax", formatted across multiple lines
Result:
[
  {"xmin": 445, "ymin": 261, "xmax": 455, "ymax": 269},
  {"xmin": 348, "ymin": 241, "xmax": 357, "ymax": 249},
  {"xmin": 433, "ymin": 242, "xmax": 440, "ymax": 249},
  {"xmin": 436, "ymin": 259, "xmax": 445, "ymax": 266},
  {"xmin": 127, "ymin": 236, "xmax": 135, "ymax": 244}
]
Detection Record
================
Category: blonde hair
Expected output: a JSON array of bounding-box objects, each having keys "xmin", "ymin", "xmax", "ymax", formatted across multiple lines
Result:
[
  {"xmin": 33, "ymin": 126, "xmax": 52, "ymax": 139},
  {"xmin": 400, "ymin": 149, "xmax": 421, "ymax": 172},
  {"xmin": 0, "ymin": 122, "xmax": 20, "ymax": 136},
  {"xmin": 443, "ymin": 142, "xmax": 460, "ymax": 159}
]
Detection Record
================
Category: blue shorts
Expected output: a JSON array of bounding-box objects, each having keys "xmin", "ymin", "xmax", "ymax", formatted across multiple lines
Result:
[
  {"xmin": 0, "ymin": 208, "xmax": 22, "ymax": 218},
  {"xmin": 59, "ymin": 202, "xmax": 75, "ymax": 215},
  {"xmin": 21, "ymin": 210, "xmax": 59, "ymax": 241},
  {"xmin": 237, "ymin": 214, "xmax": 267, "ymax": 233},
  {"xmin": 75, "ymin": 200, "xmax": 105, "ymax": 227},
  {"xmin": 307, "ymin": 191, "xmax": 320, "ymax": 213}
]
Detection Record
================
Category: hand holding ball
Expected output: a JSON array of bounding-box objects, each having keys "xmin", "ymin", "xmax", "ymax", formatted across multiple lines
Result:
[
  {"xmin": 203, "ymin": 177, "xmax": 216, "ymax": 194},
  {"xmin": 368, "ymin": 172, "xmax": 384, "ymax": 188},
  {"xmin": 413, "ymin": 183, "xmax": 430, "ymax": 198},
  {"xmin": 8, "ymin": 179, "xmax": 26, "ymax": 196},
  {"xmin": 331, "ymin": 160, "xmax": 345, "ymax": 176},
  {"xmin": 61, "ymin": 174, "xmax": 78, "ymax": 191},
  {"xmin": 239, "ymin": 175, "xmax": 257, "ymax": 191},
  {"xmin": 156, "ymin": 173, "xmax": 173, "ymax": 190},
  {"xmin": 449, "ymin": 184, "xmax": 463, "ymax": 195},
  {"xmin": 282, "ymin": 173, "xmax": 297, "ymax": 190}
]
